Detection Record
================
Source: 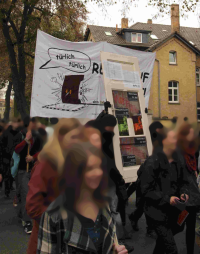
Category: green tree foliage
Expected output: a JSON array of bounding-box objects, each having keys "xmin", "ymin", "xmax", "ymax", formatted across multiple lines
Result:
[{"xmin": 0, "ymin": 0, "xmax": 88, "ymax": 119}]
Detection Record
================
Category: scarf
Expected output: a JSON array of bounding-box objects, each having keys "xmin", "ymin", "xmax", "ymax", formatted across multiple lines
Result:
[{"xmin": 184, "ymin": 148, "xmax": 197, "ymax": 172}]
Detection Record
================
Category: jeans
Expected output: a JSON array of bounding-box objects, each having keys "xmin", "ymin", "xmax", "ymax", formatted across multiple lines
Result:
[
  {"xmin": 2, "ymin": 164, "xmax": 12, "ymax": 196},
  {"xmin": 17, "ymin": 170, "xmax": 31, "ymax": 223}
]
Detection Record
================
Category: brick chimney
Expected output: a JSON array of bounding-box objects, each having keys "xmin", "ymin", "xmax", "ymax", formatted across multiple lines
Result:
[
  {"xmin": 121, "ymin": 18, "xmax": 128, "ymax": 29},
  {"xmin": 147, "ymin": 19, "xmax": 152, "ymax": 24},
  {"xmin": 116, "ymin": 24, "xmax": 118, "ymax": 32},
  {"xmin": 171, "ymin": 4, "xmax": 180, "ymax": 33}
]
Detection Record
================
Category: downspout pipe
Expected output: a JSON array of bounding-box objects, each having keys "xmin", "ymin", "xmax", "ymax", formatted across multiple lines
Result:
[{"xmin": 155, "ymin": 59, "xmax": 161, "ymax": 119}]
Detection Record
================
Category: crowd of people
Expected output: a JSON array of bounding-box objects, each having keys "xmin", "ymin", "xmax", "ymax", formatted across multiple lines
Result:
[{"xmin": 0, "ymin": 112, "xmax": 200, "ymax": 254}]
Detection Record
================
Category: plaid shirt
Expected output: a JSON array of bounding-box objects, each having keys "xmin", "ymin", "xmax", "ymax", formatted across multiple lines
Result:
[{"xmin": 37, "ymin": 194, "xmax": 117, "ymax": 254}]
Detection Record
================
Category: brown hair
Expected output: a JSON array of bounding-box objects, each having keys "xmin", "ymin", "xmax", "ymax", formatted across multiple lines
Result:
[
  {"xmin": 59, "ymin": 142, "xmax": 108, "ymax": 210},
  {"xmin": 38, "ymin": 118, "xmax": 81, "ymax": 169},
  {"xmin": 177, "ymin": 122, "xmax": 199, "ymax": 151}
]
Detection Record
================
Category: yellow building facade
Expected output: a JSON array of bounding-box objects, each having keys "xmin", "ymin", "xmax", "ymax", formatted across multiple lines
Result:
[{"xmin": 149, "ymin": 37, "xmax": 197, "ymax": 126}]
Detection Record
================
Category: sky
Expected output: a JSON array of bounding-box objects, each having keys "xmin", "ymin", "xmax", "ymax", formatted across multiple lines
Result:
[{"xmin": 86, "ymin": 0, "xmax": 200, "ymax": 29}]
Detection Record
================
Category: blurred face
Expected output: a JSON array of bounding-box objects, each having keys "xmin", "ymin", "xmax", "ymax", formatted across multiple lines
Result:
[
  {"xmin": 12, "ymin": 122, "xmax": 19, "ymax": 130},
  {"xmin": 186, "ymin": 128, "xmax": 195, "ymax": 142},
  {"xmin": 30, "ymin": 121, "xmax": 38, "ymax": 131},
  {"xmin": 105, "ymin": 126, "xmax": 114, "ymax": 132},
  {"xmin": 83, "ymin": 153, "xmax": 103, "ymax": 191},
  {"xmin": 89, "ymin": 133, "xmax": 101, "ymax": 149},
  {"xmin": 162, "ymin": 130, "xmax": 177, "ymax": 153}
]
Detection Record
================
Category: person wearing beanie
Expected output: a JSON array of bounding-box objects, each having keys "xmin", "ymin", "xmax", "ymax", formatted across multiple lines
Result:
[
  {"xmin": 128, "ymin": 121, "xmax": 165, "ymax": 238},
  {"xmin": 139, "ymin": 122, "xmax": 190, "ymax": 254}
]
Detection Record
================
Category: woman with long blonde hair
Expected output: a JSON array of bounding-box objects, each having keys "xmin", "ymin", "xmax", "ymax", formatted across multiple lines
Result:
[{"xmin": 26, "ymin": 118, "xmax": 81, "ymax": 254}]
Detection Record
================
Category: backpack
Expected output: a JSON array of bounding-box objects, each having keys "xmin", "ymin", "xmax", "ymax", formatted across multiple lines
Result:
[
  {"xmin": 10, "ymin": 132, "xmax": 25, "ymax": 178},
  {"xmin": 135, "ymin": 156, "xmax": 160, "ymax": 207}
]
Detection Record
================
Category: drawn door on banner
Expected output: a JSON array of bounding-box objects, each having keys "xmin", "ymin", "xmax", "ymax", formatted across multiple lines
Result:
[{"xmin": 100, "ymin": 52, "xmax": 152, "ymax": 183}]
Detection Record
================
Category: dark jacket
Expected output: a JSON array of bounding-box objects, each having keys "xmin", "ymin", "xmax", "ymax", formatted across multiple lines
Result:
[
  {"xmin": 0, "ymin": 125, "xmax": 19, "ymax": 166},
  {"xmin": 14, "ymin": 129, "xmax": 43, "ymax": 171},
  {"xmin": 140, "ymin": 149, "xmax": 190, "ymax": 222}
]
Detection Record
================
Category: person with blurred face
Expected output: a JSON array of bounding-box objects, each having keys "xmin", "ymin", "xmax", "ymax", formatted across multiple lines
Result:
[
  {"xmin": 139, "ymin": 122, "xmax": 190, "ymax": 254},
  {"xmin": 85, "ymin": 117, "xmax": 135, "ymax": 252},
  {"xmin": 37, "ymin": 142, "xmax": 128, "ymax": 254},
  {"xmin": 177, "ymin": 122, "xmax": 200, "ymax": 254},
  {"xmin": 26, "ymin": 118, "xmax": 81, "ymax": 254},
  {"xmin": 0, "ymin": 118, "xmax": 20, "ymax": 198},
  {"xmin": 13, "ymin": 116, "xmax": 44, "ymax": 234}
]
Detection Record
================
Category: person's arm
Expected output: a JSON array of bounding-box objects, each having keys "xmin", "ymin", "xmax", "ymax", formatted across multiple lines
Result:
[
  {"xmin": 15, "ymin": 138, "xmax": 33, "ymax": 154},
  {"xmin": 26, "ymin": 162, "xmax": 49, "ymax": 223},
  {"xmin": 140, "ymin": 160, "xmax": 171, "ymax": 206},
  {"xmin": 37, "ymin": 212, "xmax": 57, "ymax": 254},
  {"xmin": 32, "ymin": 152, "xmax": 40, "ymax": 161}
]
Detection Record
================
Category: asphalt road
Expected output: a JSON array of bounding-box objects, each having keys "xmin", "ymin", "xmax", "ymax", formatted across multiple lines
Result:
[{"xmin": 0, "ymin": 182, "xmax": 200, "ymax": 254}]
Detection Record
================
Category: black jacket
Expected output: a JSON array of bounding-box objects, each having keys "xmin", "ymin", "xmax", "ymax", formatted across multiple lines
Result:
[
  {"xmin": 0, "ymin": 125, "xmax": 19, "ymax": 166},
  {"xmin": 140, "ymin": 149, "xmax": 190, "ymax": 221}
]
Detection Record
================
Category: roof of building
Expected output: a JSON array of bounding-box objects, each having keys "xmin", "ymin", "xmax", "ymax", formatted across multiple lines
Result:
[
  {"xmin": 84, "ymin": 25, "xmax": 149, "ymax": 48},
  {"xmin": 84, "ymin": 22, "xmax": 200, "ymax": 53}
]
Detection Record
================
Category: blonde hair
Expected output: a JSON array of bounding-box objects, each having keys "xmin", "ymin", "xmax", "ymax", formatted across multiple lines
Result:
[{"xmin": 38, "ymin": 118, "xmax": 81, "ymax": 170}]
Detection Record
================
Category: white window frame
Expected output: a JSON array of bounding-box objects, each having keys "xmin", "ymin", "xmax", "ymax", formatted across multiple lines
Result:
[
  {"xmin": 168, "ymin": 81, "xmax": 179, "ymax": 103},
  {"xmin": 196, "ymin": 68, "xmax": 200, "ymax": 86},
  {"xmin": 169, "ymin": 51, "xmax": 177, "ymax": 65},
  {"xmin": 131, "ymin": 33, "xmax": 142, "ymax": 43}
]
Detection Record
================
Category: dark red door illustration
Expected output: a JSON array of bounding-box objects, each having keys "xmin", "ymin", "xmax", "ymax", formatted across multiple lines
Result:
[{"xmin": 62, "ymin": 75, "xmax": 84, "ymax": 104}]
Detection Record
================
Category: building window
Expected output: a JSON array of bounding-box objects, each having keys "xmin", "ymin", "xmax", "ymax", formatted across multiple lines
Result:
[
  {"xmin": 169, "ymin": 51, "xmax": 177, "ymax": 64},
  {"xmin": 197, "ymin": 102, "xmax": 200, "ymax": 121},
  {"xmin": 131, "ymin": 33, "xmax": 142, "ymax": 43},
  {"xmin": 196, "ymin": 68, "xmax": 200, "ymax": 86},
  {"xmin": 168, "ymin": 81, "xmax": 179, "ymax": 103}
]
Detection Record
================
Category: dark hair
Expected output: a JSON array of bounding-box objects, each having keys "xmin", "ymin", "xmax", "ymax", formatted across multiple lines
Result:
[
  {"xmin": 59, "ymin": 142, "xmax": 108, "ymax": 210},
  {"xmin": 149, "ymin": 121, "xmax": 164, "ymax": 143},
  {"xmin": 38, "ymin": 128, "xmax": 47, "ymax": 137},
  {"xmin": 101, "ymin": 114, "xmax": 117, "ymax": 127},
  {"xmin": 50, "ymin": 118, "xmax": 59, "ymax": 125},
  {"xmin": 31, "ymin": 117, "xmax": 37, "ymax": 123},
  {"xmin": 23, "ymin": 116, "xmax": 30, "ymax": 127}
]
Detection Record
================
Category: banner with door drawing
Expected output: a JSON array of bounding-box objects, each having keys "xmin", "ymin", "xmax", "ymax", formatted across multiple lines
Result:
[{"xmin": 30, "ymin": 30, "xmax": 156, "ymax": 119}]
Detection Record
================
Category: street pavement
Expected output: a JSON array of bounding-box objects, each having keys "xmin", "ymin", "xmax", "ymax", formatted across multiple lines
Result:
[{"xmin": 0, "ymin": 182, "xmax": 200, "ymax": 254}]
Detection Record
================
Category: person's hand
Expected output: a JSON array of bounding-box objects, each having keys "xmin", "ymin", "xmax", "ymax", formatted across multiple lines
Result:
[
  {"xmin": 113, "ymin": 243, "xmax": 128, "ymax": 254},
  {"xmin": 180, "ymin": 194, "xmax": 189, "ymax": 202},
  {"xmin": 0, "ymin": 174, "xmax": 2, "ymax": 183},
  {"xmin": 170, "ymin": 196, "xmax": 180, "ymax": 206},
  {"xmin": 26, "ymin": 155, "xmax": 33, "ymax": 163},
  {"xmin": 195, "ymin": 171, "xmax": 198, "ymax": 178},
  {"xmin": 26, "ymin": 131, "xmax": 32, "ymax": 141}
]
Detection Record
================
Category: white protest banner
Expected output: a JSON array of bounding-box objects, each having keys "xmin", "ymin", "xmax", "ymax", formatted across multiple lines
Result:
[{"xmin": 30, "ymin": 30, "xmax": 156, "ymax": 119}]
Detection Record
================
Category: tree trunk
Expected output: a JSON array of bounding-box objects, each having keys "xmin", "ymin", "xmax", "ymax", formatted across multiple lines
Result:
[
  {"xmin": 4, "ymin": 81, "xmax": 12, "ymax": 121},
  {"xmin": 2, "ymin": 18, "xmax": 29, "ymax": 120}
]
